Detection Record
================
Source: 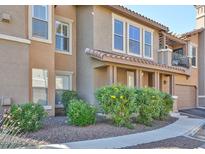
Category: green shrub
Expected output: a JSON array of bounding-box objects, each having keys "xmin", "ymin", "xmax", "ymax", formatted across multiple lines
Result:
[
  {"xmin": 134, "ymin": 88, "xmax": 163, "ymax": 125},
  {"xmin": 7, "ymin": 103, "xmax": 47, "ymax": 132},
  {"xmin": 67, "ymin": 99, "xmax": 96, "ymax": 126},
  {"xmin": 159, "ymin": 92, "xmax": 174, "ymax": 120},
  {"xmin": 62, "ymin": 90, "xmax": 78, "ymax": 112},
  {"xmin": 95, "ymin": 84, "xmax": 136, "ymax": 127}
]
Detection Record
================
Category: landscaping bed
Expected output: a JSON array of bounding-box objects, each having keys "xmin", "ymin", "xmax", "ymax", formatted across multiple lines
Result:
[
  {"xmin": 25, "ymin": 115, "xmax": 178, "ymax": 144},
  {"xmin": 124, "ymin": 136, "xmax": 205, "ymax": 149}
]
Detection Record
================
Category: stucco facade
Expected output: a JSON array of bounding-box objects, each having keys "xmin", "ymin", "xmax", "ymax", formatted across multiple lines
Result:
[
  {"xmin": 0, "ymin": 5, "xmax": 77, "ymax": 116},
  {"xmin": 0, "ymin": 6, "xmax": 29, "ymax": 106},
  {"xmin": 0, "ymin": 5, "xmax": 203, "ymax": 115}
]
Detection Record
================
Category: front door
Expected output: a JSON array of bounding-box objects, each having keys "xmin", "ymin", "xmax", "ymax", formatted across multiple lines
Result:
[{"xmin": 127, "ymin": 71, "xmax": 135, "ymax": 88}]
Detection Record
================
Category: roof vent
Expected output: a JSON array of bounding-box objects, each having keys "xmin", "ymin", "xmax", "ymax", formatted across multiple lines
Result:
[{"xmin": 0, "ymin": 13, "xmax": 11, "ymax": 23}]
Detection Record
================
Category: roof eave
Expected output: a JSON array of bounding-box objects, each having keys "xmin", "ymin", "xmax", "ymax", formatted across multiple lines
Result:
[{"xmin": 105, "ymin": 5, "xmax": 169, "ymax": 31}]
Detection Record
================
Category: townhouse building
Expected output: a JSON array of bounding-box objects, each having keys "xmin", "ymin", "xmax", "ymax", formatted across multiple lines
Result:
[{"xmin": 0, "ymin": 5, "xmax": 204, "ymax": 116}]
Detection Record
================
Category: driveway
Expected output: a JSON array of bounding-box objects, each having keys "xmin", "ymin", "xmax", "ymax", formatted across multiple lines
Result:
[{"xmin": 180, "ymin": 108, "xmax": 205, "ymax": 118}]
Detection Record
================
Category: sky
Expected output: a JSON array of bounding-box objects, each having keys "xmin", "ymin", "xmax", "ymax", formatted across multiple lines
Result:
[{"xmin": 125, "ymin": 5, "xmax": 196, "ymax": 34}]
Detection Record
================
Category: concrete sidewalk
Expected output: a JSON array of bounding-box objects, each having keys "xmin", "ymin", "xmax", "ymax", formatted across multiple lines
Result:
[{"xmin": 40, "ymin": 117, "xmax": 205, "ymax": 149}]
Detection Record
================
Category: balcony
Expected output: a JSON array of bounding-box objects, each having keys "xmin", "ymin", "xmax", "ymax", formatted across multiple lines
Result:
[
  {"xmin": 172, "ymin": 52, "xmax": 190, "ymax": 68},
  {"xmin": 158, "ymin": 49, "xmax": 190, "ymax": 69}
]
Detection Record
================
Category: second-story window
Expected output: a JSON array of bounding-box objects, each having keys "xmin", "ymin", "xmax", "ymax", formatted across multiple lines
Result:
[
  {"xmin": 144, "ymin": 30, "xmax": 153, "ymax": 59},
  {"xmin": 128, "ymin": 25, "xmax": 140, "ymax": 55},
  {"xmin": 190, "ymin": 45, "xmax": 197, "ymax": 67},
  {"xmin": 114, "ymin": 19, "xmax": 124, "ymax": 51},
  {"xmin": 55, "ymin": 21, "xmax": 70, "ymax": 52},
  {"xmin": 32, "ymin": 5, "xmax": 48, "ymax": 39}
]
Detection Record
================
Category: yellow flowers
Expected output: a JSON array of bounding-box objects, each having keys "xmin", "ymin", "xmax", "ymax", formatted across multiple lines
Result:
[
  {"xmin": 120, "ymin": 95, "xmax": 124, "ymax": 99},
  {"xmin": 110, "ymin": 95, "xmax": 124, "ymax": 99},
  {"xmin": 110, "ymin": 95, "xmax": 116, "ymax": 99}
]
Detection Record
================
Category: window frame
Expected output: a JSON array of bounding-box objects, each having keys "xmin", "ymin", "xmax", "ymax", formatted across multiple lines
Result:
[
  {"xmin": 55, "ymin": 16, "xmax": 73, "ymax": 55},
  {"xmin": 112, "ymin": 14, "xmax": 126, "ymax": 53},
  {"xmin": 143, "ymin": 28, "xmax": 154, "ymax": 60},
  {"xmin": 55, "ymin": 71, "xmax": 73, "ymax": 107},
  {"xmin": 189, "ymin": 43, "xmax": 198, "ymax": 68},
  {"xmin": 28, "ymin": 5, "xmax": 52, "ymax": 44},
  {"xmin": 32, "ymin": 68, "xmax": 48, "ymax": 106},
  {"xmin": 127, "ymin": 22, "xmax": 142, "ymax": 57}
]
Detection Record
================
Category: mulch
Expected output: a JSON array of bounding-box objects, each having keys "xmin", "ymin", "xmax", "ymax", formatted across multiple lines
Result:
[{"xmin": 26, "ymin": 116, "xmax": 178, "ymax": 144}]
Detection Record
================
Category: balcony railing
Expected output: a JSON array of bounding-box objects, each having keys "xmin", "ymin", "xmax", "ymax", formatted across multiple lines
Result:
[{"xmin": 172, "ymin": 52, "xmax": 190, "ymax": 68}]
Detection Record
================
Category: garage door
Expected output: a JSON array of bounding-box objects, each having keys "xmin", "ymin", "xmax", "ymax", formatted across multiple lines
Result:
[{"xmin": 175, "ymin": 85, "xmax": 196, "ymax": 110}]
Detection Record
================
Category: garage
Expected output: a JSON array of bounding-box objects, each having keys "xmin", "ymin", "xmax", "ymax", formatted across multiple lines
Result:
[{"xmin": 175, "ymin": 85, "xmax": 196, "ymax": 110}]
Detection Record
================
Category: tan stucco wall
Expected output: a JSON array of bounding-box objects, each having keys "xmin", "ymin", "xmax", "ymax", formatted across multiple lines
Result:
[
  {"xmin": 54, "ymin": 5, "xmax": 77, "ymax": 90},
  {"xmin": 93, "ymin": 6, "xmax": 160, "ymax": 63},
  {"xmin": 196, "ymin": 16, "xmax": 205, "ymax": 29},
  {"xmin": 94, "ymin": 66, "xmax": 108, "ymax": 89},
  {"xmin": 175, "ymin": 34, "xmax": 198, "ymax": 88},
  {"xmin": 76, "ymin": 6, "xmax": 96, "ymax": 104},
  {"xmin": 160, "ymin": 74, "xmax": 170, "ymax": 94},
  {"xmin": 198, "ymin": 30, "xmax": 205, "ymax": 106},
  {"xmin": 0, "ymin": 6, "xmax": 29, "ymax": 105},
  {"xmin": 29, "ymin": 6, "xmax": 77, "ymax": 115},
  {"xmin": 0, "ymin": 40, "xmax": 29, "ymax": 104},
  {"xmin": 0, "ymin": 6, "xmax": 27, "ymax": 38}
]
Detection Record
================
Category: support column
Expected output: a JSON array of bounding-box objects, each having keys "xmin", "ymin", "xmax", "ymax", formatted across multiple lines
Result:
[
  {"xmin": 107, "ymin": 65, "xmax": 113, "ymax": 85},
  {"xmin": 135, "ymin": 69, "xmax": 140, "ymax": 88},
  {"xmin": 113, "ymin": 66, "xmax": 117, "ymax": 84},
  {"xmin": 139, "ymin": 70, "xmax": 143, "ymax": 88},
  {"xmin": 154, "ymin": 72, "xmax": 160, "ymax": 90},
  {"xmin": 171, "ymin": 75, "xmax": 175, "ymax": 95}
]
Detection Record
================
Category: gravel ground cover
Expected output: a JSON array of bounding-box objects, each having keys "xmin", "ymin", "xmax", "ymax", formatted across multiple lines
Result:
[
  {"xmin": 26, "ymin": 116, "xmax": 177, "ymax": 144},
  {"xmin": 124, "ymin": 136, "xmax": 205, "ymax": 149}
]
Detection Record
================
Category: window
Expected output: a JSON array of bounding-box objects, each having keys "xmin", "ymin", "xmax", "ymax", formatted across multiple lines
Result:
[
  {"xmin": 190, "ymin": 45, "xmax": 197, "ymax": 67},
  {"xmin": 128, "ymin": 25, "xmax": 140, "ymax": 55},
  {"xmin": 173, "ymin": 48, "xmax": 184, "ymax": 55},
  {"xmin": 55, "ymin": 74, "xmax": 72, "ymax": 106},
  {"xmin": 55, "ymin": 21, "xmax": 70, "ymax": 52},
  {"xmin": 32, "ymin": 5, "xmax": 48, "ymax": 39},
  {"xmin": 32, "ymin": 69, "xmax": 48, "ymax": 106},
  {"xmin": 144, "ymin": 30, "xmax": 152, "ymax": 58},
  {"xmin": 113, "ymin": 19, "xmax": 124, "ymax": 51}
]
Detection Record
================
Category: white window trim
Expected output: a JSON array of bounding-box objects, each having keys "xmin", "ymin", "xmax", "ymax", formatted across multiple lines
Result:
[
  {"xmin": 112, "ymin": 14, "xmax": 126, "ymax": 53},
  {"xmin": 55, "ymin": 16, "xmax": 73, "ymax": 55},
  {"xmin": 143, "ymin": 28, "xmax": 154, "ymax": 60},
  {"xmin": 55, "ymin": 70, "xmax": 73, "ymax": 91},
  {"xmin": 127, "ymin": 23, "xmax": 142, "ymax": 57},
  {"xmin": 189, "ymin": 42, "xmax": 198, "ymax": 68},
  {"xmin": 28, "ymin": 5, "xmax": 52, "ymax": 44}
]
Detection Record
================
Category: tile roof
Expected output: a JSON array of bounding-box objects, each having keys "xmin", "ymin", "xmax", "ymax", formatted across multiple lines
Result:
[
  {"xmin": 85, "ymin": 48, "xmax": 190, "ymax": 76},
  {"xmin": 106, "ymin": 5, "xmax": 169, "ymax": 31},
  {"xmin": 180, "ymin": 28, "xmax": 205, "ymax": 38}
]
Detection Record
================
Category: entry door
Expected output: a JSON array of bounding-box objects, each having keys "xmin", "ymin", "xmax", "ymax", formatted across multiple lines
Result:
[{"xmin": 127, "ymin": 71, "xmax": 135, "ymax": 88}]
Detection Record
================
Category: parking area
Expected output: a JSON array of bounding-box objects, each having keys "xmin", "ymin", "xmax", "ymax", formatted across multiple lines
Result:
[{"xmin": 179, "ymin": 108, "xmax": 205, "ymax": 118}]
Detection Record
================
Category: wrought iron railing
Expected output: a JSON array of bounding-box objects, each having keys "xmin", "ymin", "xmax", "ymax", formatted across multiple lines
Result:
[{"xmin": 172, "ymin": 52, "xmax": 190, "ymax": 68}]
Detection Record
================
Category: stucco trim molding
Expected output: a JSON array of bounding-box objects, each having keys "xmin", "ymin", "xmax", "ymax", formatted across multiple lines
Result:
[{"xmin": 0, "ymin": 33, "xmax": 31, "ymax": 44}]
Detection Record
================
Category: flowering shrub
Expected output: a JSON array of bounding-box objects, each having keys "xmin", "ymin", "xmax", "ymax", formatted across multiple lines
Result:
[
  {"xmin": 67, "ymin": 99, "xmax": 96, "ymax": 126},
  {"xmin": 134, "ymin": 88, "xmax": 173, "ymax": 125},
  {"xmin": 159, "ymin": 92, "xmax": 174, "ymax": 120},
  {"xmin": 6, "ymin": 103, "xmax": 47, "ymax": 132},
  {"xmin": 95, "ymin": 85, "xmax": 136, "ymax": 127}
]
